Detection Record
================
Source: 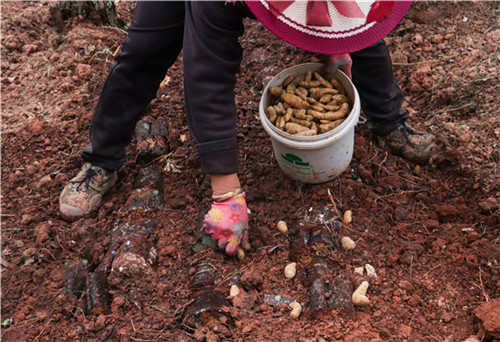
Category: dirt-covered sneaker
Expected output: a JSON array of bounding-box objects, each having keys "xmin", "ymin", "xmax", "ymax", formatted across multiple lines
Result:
[
  {"xmin": 59, "ymin": 163, "xmax": 117, "ymax": 221},
  {"xmin": 377, "ymin": 122, "xmax": 439, "ymax": 164}
]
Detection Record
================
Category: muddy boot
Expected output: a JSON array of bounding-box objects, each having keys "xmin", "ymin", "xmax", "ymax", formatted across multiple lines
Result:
[
  {"xmin": 377, "ymin": 121, "xmax": 439, "ymax": 164},
  {"xmin": 59, "ymin": 163, "xmax": 117, "ymax": 221}
]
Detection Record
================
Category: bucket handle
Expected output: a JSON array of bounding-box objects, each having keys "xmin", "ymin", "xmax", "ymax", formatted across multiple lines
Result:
[{"xmin": 357, "ymin": 114, "xmax": 367, "ymax": 124}]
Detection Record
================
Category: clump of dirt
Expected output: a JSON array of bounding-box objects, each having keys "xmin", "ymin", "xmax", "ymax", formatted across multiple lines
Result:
[{"xmin": 1, "ymin": 1, "xmax": 499, "ymax": 341}]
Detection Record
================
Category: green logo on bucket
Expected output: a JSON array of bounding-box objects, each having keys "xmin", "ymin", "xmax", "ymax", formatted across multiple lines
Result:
[{"xmin": 281, "ymin": 153, "xmax": 310, "ymax": 167}]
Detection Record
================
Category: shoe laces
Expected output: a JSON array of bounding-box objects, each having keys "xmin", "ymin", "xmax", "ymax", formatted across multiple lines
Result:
[
  {"xmin": 399, "ymin": 122, "xmax": 424, "ymax": 148},
  {"xmin": 75, "ymin": 168, "xmax": 98, "ymax": 192}
]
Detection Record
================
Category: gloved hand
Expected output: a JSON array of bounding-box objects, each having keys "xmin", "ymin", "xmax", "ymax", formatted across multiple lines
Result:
[
  {"xmin": 203, "ymin": 189, "xmax": 250, "ymax": 256},
  {"xmin": 322, "ymin": 53, "xmax": 352, "ymax": 79}
]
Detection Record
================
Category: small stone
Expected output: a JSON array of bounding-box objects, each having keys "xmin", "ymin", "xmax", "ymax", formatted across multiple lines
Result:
[
  {"xmin": 37, "ymin": 174, "xmax": 53, "ymax": 189},
  {"xmin": 75, "ymin": 63, "xmax": 91, "ymax": 80},
  {"xmin": 111, "ymin": 296, "xmax": 125, "ymax": 314},
  {"xmin": 22, "ymin": 43, "xmax": 38, "ymax": 54},
  {"xmin": 478, "ymin": 197, "xmax": 499, "ymax": 213},
  {"xmin": 398, "ymin": 280, "xmax": 415, "ymax": 292},
  {"xmin": 20, "ymin": 214, "xmax": 34, "ymax": 226},
  {"xmin": 241, "ymin": 324, "xmax": 253, "ymax": 334},
  {"xmin": 34, "ymin": 222, "xmax": 50, "ymax": 244},
  {"xmin": 164, "ymin": 245, "xmax": 176, "ymax": 257},
  {"xmin": 474, "ymin": 297, "xmax": 500, "ymax": 339},
  {"xmin": 442, "ymin": 311, "xmax": 453, "ymax": 323},
  {"xmin": 232, "ymin": 294, "xmax": 245, "ymax": 308},
  {"xmin": 424, "ymin": 219, "xmax": 440, "ymax": 228},
  {"xmin": 240, "ymin": 270, "xmax": 263, "ymax": 290},
  {"xmin": 400, "ymin": 324, "xmax": 412, "ymax": 338},
  {"xmin": 13, "ymin": 240, "xmax": 24, "ymax": 249},
  {"xmin": 412, "ymin": 33, "xmax": 424, "ymax": 45}
]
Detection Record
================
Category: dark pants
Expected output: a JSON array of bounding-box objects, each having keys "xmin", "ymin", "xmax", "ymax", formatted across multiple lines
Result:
[
  {"xmin": 83, "ymin": 1, "xmax": 185, "ymax": 170},
  {"xmin": 351, "ymin": 40, "xmax": 409, "ymax": 136},
  {"xmin": 83, "ymin": 1, "xmax": 407, "ymax": 172}
]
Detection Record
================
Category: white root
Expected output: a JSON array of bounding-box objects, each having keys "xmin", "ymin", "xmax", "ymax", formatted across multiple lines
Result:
[
  {"xmin": 289, "ymin": 301, "xmax": 302, "ymax": 319},
  {"xmin": 284, "ymin": 262, "xmax": 297, "ymax": 279},
  {"xmin": 352, "ymin": 281, "xmax": 370, "ymax": 306},
  {"xmin": 277, "ymin": 220, "xmax": 288, "ymax": 233},
  {"xmin": 236, "ymin": 247, "xmax": 245, "ymax": 260},
  {"xmin": 365, "ymin": 264, "xmax": 378, "ymax": 277},
  {"xmin": 354, "ymin": 266, "xmax": 364, "ymax": 275},
  {"xmin": 343, "ymin": 210, "xmax": 352, "ymax": 224},
  {"xmin": 229, "ymin": 285, "xmax": 240, "ymax": 297},
  {"xmin": 341, "ymin": 236, "xmax": 356, "ymax": 250}
]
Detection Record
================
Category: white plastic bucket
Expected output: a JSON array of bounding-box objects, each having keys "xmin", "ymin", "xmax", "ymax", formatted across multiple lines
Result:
[{"xmin": 259, "ymin": 63, "xmax": 360, "ymax": 184}]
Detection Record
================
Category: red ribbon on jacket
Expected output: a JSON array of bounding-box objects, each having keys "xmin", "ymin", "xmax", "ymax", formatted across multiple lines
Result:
[{"xmin": 267, "ymin": 0, "xmax": 394, "ymax": 26}]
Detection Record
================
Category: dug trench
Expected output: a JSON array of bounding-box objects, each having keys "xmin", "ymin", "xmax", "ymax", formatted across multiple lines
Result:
[{"xmin": 62, "ymin": 119, "xmax": 372, "ymax": 331}]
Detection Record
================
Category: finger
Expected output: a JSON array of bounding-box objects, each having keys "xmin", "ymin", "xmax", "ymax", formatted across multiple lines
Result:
[
  {"xmin": 203, "ymin": 221, "xmax": 215, "ymax": 235},
  {"xmin": 340, "ymin": 64, "xmax": 352, "ymax": 79},
  {"xmin": 240, "ymin": 230, "xmax": 251, "ymax": 250},
  {"xmin": 225, "ymin": 237, "xmax": 240, "ymax": 256},
  {"xmin": 217, "ymin": 237, "xmax": 228, "ymax": 250}
]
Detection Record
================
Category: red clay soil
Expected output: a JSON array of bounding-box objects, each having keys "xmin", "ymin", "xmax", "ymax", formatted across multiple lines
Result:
[{"xmin": 1, "ymin": 1, "xmax": 499, "ymax": 341}]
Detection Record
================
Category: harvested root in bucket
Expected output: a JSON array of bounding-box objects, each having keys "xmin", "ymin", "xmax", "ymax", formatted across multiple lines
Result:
[{"xmin": 265, "ymin": 70, "xmax": 352, "ymax": 136}]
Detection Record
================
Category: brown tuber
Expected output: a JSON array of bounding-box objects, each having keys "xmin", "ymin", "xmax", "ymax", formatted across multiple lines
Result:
[
  {"xmin": 285, "ymin": 122, "xmax": 310, "ymax": 134},
  {"xmin": 281, "ymin": 93, "xmax": 310, "ymax": 109},
  {"xmin": 330, "ymin": 78, "xmax": 345, "ymax": 95},
  {"xmin": 265, "ymin": 69, "xmax": 352, "ymax": 136},
  {"xmin": 318, "ymin": 119, "xmax": 344, "ymax": 134},
  {"xmin": 295, "ymin": 129, "xmax": 317, "ymax": 136},
  {"xmin": 265, "ymin": 106, "xmax": 277, "ymax": 124},
  {"xmin": 268, "ymin": 86, "xmax": 283, "ymax": 97},
  {"xmin": 282, "ymin": 75, "xmax": 295, "ymax": 88}
]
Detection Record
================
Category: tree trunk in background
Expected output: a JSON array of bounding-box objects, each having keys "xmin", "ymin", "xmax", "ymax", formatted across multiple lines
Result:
[{"xmin": 50, "ymin": 0, "xmax": 123, "ymax": 33}]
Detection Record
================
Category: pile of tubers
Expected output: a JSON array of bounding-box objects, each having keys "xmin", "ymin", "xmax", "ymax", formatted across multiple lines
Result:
[{"xmin": 265, "ymin": 70, "xmax": 352, "ymax": 136}]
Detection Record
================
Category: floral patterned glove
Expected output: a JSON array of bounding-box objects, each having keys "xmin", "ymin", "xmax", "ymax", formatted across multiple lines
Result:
[
  {"xmin": 203, "ymin": 189, "xmax": 250, "ymax": 256},
  {"xmin": 322, "ymin": 53, "xmax": 352, "ymax": 79}
]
